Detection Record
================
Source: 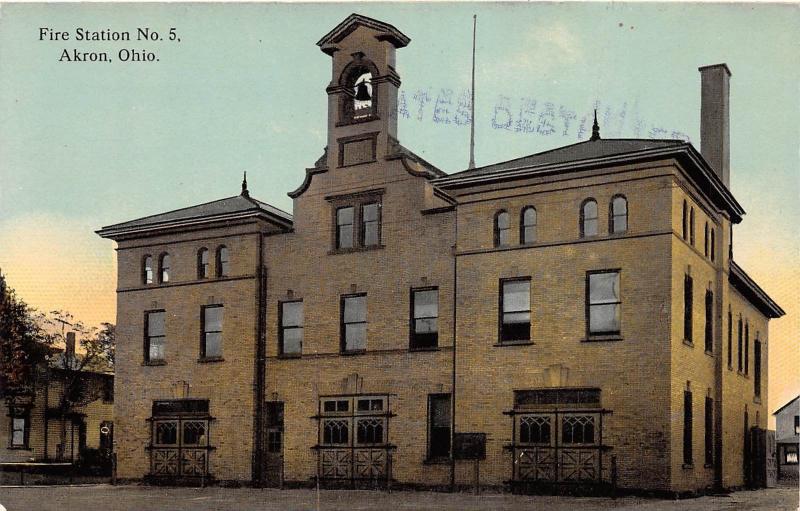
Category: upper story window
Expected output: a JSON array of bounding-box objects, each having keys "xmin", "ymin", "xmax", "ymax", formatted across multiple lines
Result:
[
  {"xmin": 158, "ymin": 254, "xmax": 171, "ymax": 284},
  {"xmin": 336, "ymin": 206, "xmax": 355, "ymax": 249},
  {"xmin": 710, "ymin": 228, "xmax": 716, "ymax": 262},
  {"xmin": 500, "ymin": 278, "xmax": 531, "ymax": 343},
  {"xmin": 794, "ymin": 416, "xmax": 799, "ymax": 436},
  {"xmin": 690, "ymin": 207, "xmax": 696, "ymax": 246},
  {"xmin": 361, "ymin": 203, "xmax": 380, "ymax": 247},
  {"xmin": 684, "ymin": 274, "xmax": 693, "ymax": 342},
  {"xmin": 610, "ymin": 195, "xmax": 628, "ymax": 234},
  {"xmin": 704, "ymin": 223, "xmax": 709, "ymax": 257},
  {"xmin": 494, "ymin": 210, "xmax": 510, "ymax": 247},
  {"xmin": 587, "ymin": 270, "xmax": 621, "ymax": 336},
  {"xmin": 339, "ymin": 55, "xmax": 378, "ymax": 124},
  {"xmin": 727, "ymin": 308, "xmax": 733, "ymax": 368},
  {"xmin": 197, "ymin": 248, "xmax": 210, "ymax": 279},
  {"xmin": 744, "ymin": 322, "xmax": 750, "ymax": 375},
  {"xmin": 9, "ymin": 410, "xmax": 29, "ymax": 448},
  {"xmin": 705, "ymin": 290, "xmax": 713, "ymax": 353},
  {"xmin": 341, "ymin": 294, "xmax": 367, "ymax": 353},
  {"xmin": 682, "ymin": 200, "xmax": 688, "ymax": 240},
  {"xmin": 580, "ymin": 199, "xmax": 598, "ymax": 237},
  {"xmin": 216, "ymin": 246, "xmax": 229, "ymax": 277},
  {"xmin": 737, "ymin": 315, "xmax": 743, "ymax": 372},
  {"xmin": 520, "ymin": 207, "xmax": 537, "ymax": 244},
  {"xmin": 352, "ymin": 72, "xmax": 373, "ymax": 120},
  {"xmin": 145, "ymin": 310, "xmax": 166, "ymax": 363},
  {"xmin": 754, "ymin": 335, "xmax": 762, "ymax": 398},
  {"xmin": 143, "ymin": 255, "xmax": 154, "ymax": 285},
  {"xmin": 411, "ymin": 288, "xmax": 438, "ymax": 350},
  {"xmin": 280, "ymin": 301, "xmax": 303, "ymax": 356},
  {"xmin": 201, "ymin": 305, "xmax": 223, "ymax": 359}
]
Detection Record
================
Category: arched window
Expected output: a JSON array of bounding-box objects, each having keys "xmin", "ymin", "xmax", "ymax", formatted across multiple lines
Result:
[
  {"xmin": 682, "ymin": 200, "xmax": 688, "ymax": 240},
  {"xmin": 216, "ymin": 246, "xmax": 229, "ymax": 277},
  {"xmin": 494, "ymin": 210, "xmax": 510, "ymax": 247},
  {"xmin": 690, "ymin": 207, "xmax": 696, "ymax": 246},
  {"xmin": 197, "ymin": 248, "xmax": 209, "ymax": 279},
  {"xmin": 704, "ymin": 222, "xmax": 709, "ymax": 257},
  {"xmin": 610, "ymin": 195, "xmax": 628, "ymax": 234},
  {"xmin": 339, "ymin": 56, "xmax": 378, "ymax": 123},
  {"xmin": 159, "ymin": 253, "xmax": 171, "ymax": 284},
  {"xmin": 142, "ymin": 255, "xmax": 154, "ymax": 285},
  {"xmin": 580, "ymin": 199, "xmax": 598, "ymax": 237},
  {"xmin": 520, "ymin": 207, "xmax": 537, "ymax": 244},
  {"xmin": 710, "ymin": 228, "xmax": 716, "ymax": 262}
]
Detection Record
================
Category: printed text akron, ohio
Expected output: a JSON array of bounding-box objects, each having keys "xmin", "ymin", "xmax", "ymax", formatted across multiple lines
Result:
[{"xmin": 39, "ymin": 27, "xmax": 181, "ymax": 63}]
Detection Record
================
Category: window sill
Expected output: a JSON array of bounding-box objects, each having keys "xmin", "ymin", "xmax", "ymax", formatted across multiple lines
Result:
[
  {"xmin": 727, "ymin": 365, "xmax": 733, "ymax": 371},
  {"xmin": 7, "ymin": 446, "xmax": 31, "ymax": 450},
  {"xmin": 704, "ymin": 350, "xmax": 714, "ymax": 358},
  {"xmin": 738, "ymin": 371, "xmax": 749, "ymax": 379},
  {"xmin": 197, "ymin": 357, "xmax": 224, "ymax": 364},
  {"xmin": 493, "ymin": 341, "xmax": 534, "ymax": 347},
  {"xmin": 704, "ymin": 463, "xmax": 713, "ymax": 469},
  {"xmin": 329, "ymin": 245, "xmax": 385, "ymax": 256},
  {"xmin": 278, "ymin": 353, "xmax": 302, "ymax": 360},
  {"xmin": 682, "ymin": 463, "xmax": 694, "ymax": 470},
  {"xmin": 423, "ymin": 457, "xmax": 451, "ymax": 465},
  {"xmin": 409, "ymin": 346, "xmax": 441, "ymax": 353},
  {"xmin": 582, "ymin": 336, "xmax": 623, "ymax": 343},
  {"xmin": 335, "ymin": 115, "xmax": 380, "ymax": 128},
  {"xmin": 340, "ymin": 349, "xmax": 367, "ymax": 357},
  {"xmin": 753, "ymin": 396, "xmax": 762, "ymax": 404},
  {"xmin": 683, "ymin": 339, "xmax": 694, "ymax": 348},
  {"xmin": 142, "ymin": 361, "xmax": 167, "ymax": 366}
]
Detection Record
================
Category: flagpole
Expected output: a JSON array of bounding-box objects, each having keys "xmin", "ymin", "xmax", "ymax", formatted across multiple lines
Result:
[{"xmin": 468, "ymin": 14, "xmax": 477, "ymax": 169}]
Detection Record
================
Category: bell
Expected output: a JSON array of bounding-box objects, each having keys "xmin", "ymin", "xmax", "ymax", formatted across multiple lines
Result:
[{"xmin": 355, "ymin": 81, "xmax": 371, "ymax": 101}]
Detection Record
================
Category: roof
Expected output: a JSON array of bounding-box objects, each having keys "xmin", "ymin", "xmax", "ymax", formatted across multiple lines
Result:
[
  {"xmin": 433, "ymin": 137, "xmax": 745, "ymax": 224},
  {"xmin": 730, "ymin": 261, "xmax": 786, "ymax": 319},
  {"xmin": 97, "ymin": 193, "xmax": 293, "ymax": 240},
  {"xmin": 317, "ymin": 13, "xmax": 410, "ymax": 53},
  {"xmin": 773, "ymin": 395, "xmax": 799, "ymax": 416}
]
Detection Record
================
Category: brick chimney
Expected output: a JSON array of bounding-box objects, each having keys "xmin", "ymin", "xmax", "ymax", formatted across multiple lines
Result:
[
  {"xmin": 65, "ymin": 331, "xmax": 76, "ymax": 368},
  {"xmin": 699, "ymin": 64, "xmax": 731, "ymax": 187}
]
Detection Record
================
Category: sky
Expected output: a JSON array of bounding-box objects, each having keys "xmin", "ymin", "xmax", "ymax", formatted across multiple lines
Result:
[{"xmin": 0, "ymin": 3, "xmax": 797, "ymax": 422}]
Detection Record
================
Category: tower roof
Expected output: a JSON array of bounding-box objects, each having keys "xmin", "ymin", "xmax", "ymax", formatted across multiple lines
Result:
[{"xmin": 317, "ymin": 13, "xmax": 410, "ymax": 53}]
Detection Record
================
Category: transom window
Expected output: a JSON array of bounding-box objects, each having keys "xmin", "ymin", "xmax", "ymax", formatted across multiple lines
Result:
[
  {"xmin": 500, "ymin": 278, "xmax": 531, "ymax": 342},
  {"xmin": 587, "ymin": 271, "xmax": 621, "ymax": 335},
  {"xmin": 279, "ymin": 301, "xmax": 303, "ymax": 356},
  {"xmin": 201, "ymin": 305, "xmax": 223, "ymax": 359},
  {"xmin": 341, "ymin": 294, "xmax": 367, "ymax": 352},
  {"xmin": 581, "ymin": 199, "xmax": 598, "ymax": 237},
  {"xmin": 145, "ymin": 310, "xmax": 166, "ymax": 363},
  {"xmin": 610, "ymin": 195, "xmax": 627, "ymax": 234},
  {"xmin": 411, "ymin": 288, "xmax": 438, "ymax": 350},
  {"xmin": 494, "ymin": 210, "xmax": 510, "ymax": 247},
  {"xmin": 323, "ymin": 400, "xmax": 350, "ymax": 413},
  {"xmin": 521, "ymin": 207, "xmax": 537, "ymax": 244}
]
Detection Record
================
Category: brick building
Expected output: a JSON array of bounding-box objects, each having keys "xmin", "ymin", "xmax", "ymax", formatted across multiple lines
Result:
[{"xmin": 97, "ymin": 14, "xmax": 784, "ymax": 493}]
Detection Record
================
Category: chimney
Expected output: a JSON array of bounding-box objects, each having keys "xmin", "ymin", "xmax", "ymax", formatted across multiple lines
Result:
[
  {"xmin": 65, "ymin": 331, "xmax": 76, "ymax": 368},
  {"xmin": 699, "ymin": 63, "xmax": 731, "ymax": 187}
]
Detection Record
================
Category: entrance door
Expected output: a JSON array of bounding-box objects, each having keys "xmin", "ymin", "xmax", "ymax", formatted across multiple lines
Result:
[{"xmin": 265, "ymin": 402, "xmax": 284, "ymax": 486}]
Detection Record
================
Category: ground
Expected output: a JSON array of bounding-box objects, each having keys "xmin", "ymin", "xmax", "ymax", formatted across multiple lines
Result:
[{"xmin": 0, "ymin": 485, "xmax": 798, "ymax": 511}]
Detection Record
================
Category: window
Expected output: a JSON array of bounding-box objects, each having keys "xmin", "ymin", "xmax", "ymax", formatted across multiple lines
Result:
[
  {"xmin": 684, "ymin": 274, "xmax": 693, "ymax": 342},
  {"xmin": 580, "ymin": 199, "xmax": 598, "ymax": 237},
  {"xmin": 341, "ymin": 295, "xmax": 367, "ymax": 352},
  {"xmin": 520, "ymin": 415, "xmax": 551, "ymax": 444},
  {"xmin": 319, "ymin": 395, "xmax": 389, "ymax": 450},
  {"xmin": 682, "ymin": 200, "xmax": 688, "ymax": 240},
  {"xmin": 704, "ymin": 222, "xmax": 709, "ymax": 257},
  {"xmin": 411, "ymin": 288, "xmax": 438, "ymax": 350},
  {"xmin": 737, "ymin": 317, "xmax": 743, "ymax": 372},
  {"xmin": 494, "ymin": 210, "xmax": 510, "ymax": 247},
  {"xmin": 143, "ymin": 255, "xmax": 154, "ymax": 285},
  {"xmin": 744, "ymin": 322, "xmax": 750, "ymax": 375},
  {"xmin": 727, "ymin": 309, "xmax": 733, "ymax": 368},
  {"xmin": 587, "ymin": 271, "xmax": 621, "ymax": 336},
  {"xmin": 683, "ymin": 390, "xmax": 693, "ymax": 465},
  {"xmin": 610, "ymin": 195, "xmax": 628, "ymax": 234},
  {"xmin": 197, "ymin": 248, "xmax": 209, "ymax": 279},
  {"xmin": 145, "ymin": 310, "xmax": 166, "ymax": 363},
  {"xmin": 500, "ymin": 278, "xmax": 531, "ymax": 342},
  {"xmin": 361, "ymin": 203, "xmax": 380, "ymax": 247},
  {"xmin": 201, "ymin": 305, "xmax": 223, "ymax": 359},
  {"xmin": 428, "ymin": 394, "xmax": 451, "ymax": 459},
  {"xmin": 158, "ymin": 253, "xmax": 170, "ymax": 283},
  {"xmin": 351, "ymin": 72, "xmax": 373, "ymax": 120},
  {"xmin": 704, "ymin": 290, "xmax": 713, "ymax": 352},
  {"xmin": 710, "ymin": 229, "xmax": 716, "ymax": 262},
  {"xmin": 279, "ymin": 301, "xmax": 303, "ymax": 356},
  {"xmin": 795, "ymin": 415, "xmax": 799, "ymax": 436},
  {"xmin": 182, "ymin": 421, "xmax": 206, "ymax": 445},
  {"xmin": 562, "ymin": 415, "xmax": 595, "ymax": 444},
  {"xmin": 155, "ymin": 421, "xmax": 178, "ymax": 445},
  {"xmin": 689, "ymin": 207, "xmax": 696, "ymax": 246},
  {"xmin": 754, "ymin": 337, "xmax": 762, "ymax": 398},
  {"xmin": 356, "ymin": 418, "xmax": 384, "ymax": 444},
  {"xmin": 266, "ymin": 402, "xmax": 284, "ymax": 453},
  {"xmin": 102, "ymin": 377, "xmax": 114, "ymax": 402},
  {"xmin": 705, "ymin": 397, "xmax": 713, "ymax": 466},
  {"xmin": 216, "ymin": 246, "xmax": 229, "ymax": 277},
  {"xmin": 520, "ymin": 207, "xmax": 537, "ymax": 244},
  {"xmin": 785, "ymin": 444, "xmax": 799, "ymax": 464},
  {"xmin": 336, "ymin": 206, "xmax": 355, "ymax": 249},
  {"xmin": 9, "ymin": 411, "xmax": 28, "ymax": 448}
]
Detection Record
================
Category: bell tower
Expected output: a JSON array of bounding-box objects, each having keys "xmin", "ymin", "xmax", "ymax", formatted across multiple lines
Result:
[{"xmin": 317, "ymin": 14, "xmax": 410, "ymax": 169}]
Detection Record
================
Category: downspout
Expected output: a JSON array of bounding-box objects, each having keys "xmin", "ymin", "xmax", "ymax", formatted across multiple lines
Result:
[
  {"xmin": 713, "ymin": 217, "xmax": 728, "ymax": 491},
  {"xmin": 252, "ymin": 231, "xmax": 267, "ymax": 486},
  {"xmin": 44, "ymin": 367, "xmax": 49, "ymax": 460},
  {"xmin": 450, "ymin": 206, "xmax": 458, "ymax": 491}
]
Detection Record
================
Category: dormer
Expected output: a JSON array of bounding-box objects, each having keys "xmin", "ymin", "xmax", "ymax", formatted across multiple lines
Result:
[{"xmin": 317, "ymin": 14, "xmax": 409, "ymax": 170}]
